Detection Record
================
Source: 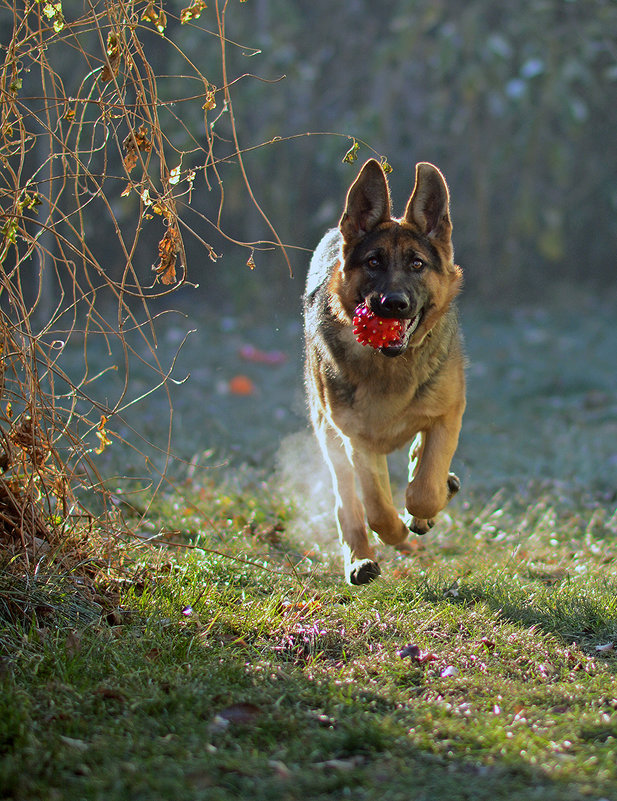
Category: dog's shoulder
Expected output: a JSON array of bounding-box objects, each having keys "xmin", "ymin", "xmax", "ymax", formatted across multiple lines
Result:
[{"xmin": 304, "ymin": 228, "xmax": 342, "ymax": 302}]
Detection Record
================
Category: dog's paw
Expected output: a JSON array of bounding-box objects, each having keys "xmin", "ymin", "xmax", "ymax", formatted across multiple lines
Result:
[
  {"xmin": 408, "ymin": 516, "xmax": 434, "ymax": 536},
  {"xmin": 447, "ymin": 472, "xmax": 461, "ymax": 499},
  {"xmin": 348, "ymin": 559, "xmax": 381, "ymax": 585}
]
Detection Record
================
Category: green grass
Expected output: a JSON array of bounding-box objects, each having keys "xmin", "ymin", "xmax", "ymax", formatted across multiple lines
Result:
[
  {"xmin": 3, "ymin": 476, "xmax": 617, "ymax": 801},
  {"xmin": 2, "ymin": 295, "xmax": 617, "ymax": 800}
]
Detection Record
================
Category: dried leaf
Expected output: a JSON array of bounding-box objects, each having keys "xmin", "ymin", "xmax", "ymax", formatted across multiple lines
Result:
[
  {"xmin": 398, "ymin": 643, "xmax": 421, "ymax": 660},
  {"xmin": 342, "ymin": 139, "xmax": 359, "ymax": 164},
  {"xmin": 181, "ymin": 0, "xmax": 207, "ymax": 23},
  {"xmin": 202, "ymin": 84, "xmax": 217, "ymax": 111},
  {"xmin": 217, "ymin": 702, "xmax": 261, "ymax": 725},
  {"xmin": 101, "ymin": 32, "xmax": 121, "ymax": 82},
  {"xmin": 154, "ymin": 225, "xmax": 181, "ymax": 285},
  {"xmin": 59, "ymin": 735, "xmax": 88, "ymax": 751},
  {"xmin": 124, "ymin": 148, "xmax": 138, "ymax": 173},
  {"xmin": 43, "ymin": 3, "xmax": 65, "ymax": 33},
  {"xmin": 95, "ymin": 415, "xmax": 112, "ymax": 454},
  {"xmin": 122, "ymin": 125, "xmax": 152, "ymax": 173},
  {"xmin": 315, "ymin": 757, "xmax": 364, "ymax": 771},
  {"xmin": 398, "ymin": 643, "xmax": 438, "ymax": 663},
  {"xmin": 142, "ymin": 1, "xmax": 167, "ymax": 33},
  {"xmin": 444, "ymin": 579, "xmax": 460, "ymax": 598}
]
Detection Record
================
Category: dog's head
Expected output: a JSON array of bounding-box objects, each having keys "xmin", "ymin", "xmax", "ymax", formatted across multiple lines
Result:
[{"xmin": 335, "ymin": 159, "xmax": 462, "ymax": 356}]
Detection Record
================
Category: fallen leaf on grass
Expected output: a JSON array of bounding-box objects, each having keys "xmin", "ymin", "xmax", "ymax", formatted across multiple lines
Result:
[
  {"xmin": 398, "ymin": 643, "xmax": 439, "ymax": 662},
  {"xmin": 93, "ymin": 687, "xmax": 127, "ymax": 702},
  {"xmin": 59, "ymin": 735, "xmax": 89, "ymax": 751},
  {"xmin": 595, "ymin": 642, "xmax": 614, "ymax": 653},
  {"xmin": 440, "ymin": 665, "xmax": 459, "ymax": 677},
  {"xmin": 218, "ymin": 702, "xmax": 262, "ymax": 725},
  {"xmin": 314, "ymin": 756, "xmax": 364, "ymax": 771},
  {"xmin": 268, "ymin": 759, "xmax": 292, "ymax": 779},
  {"xmin": 444, "ymin": 580, "xmax": 460, "ymax": 598},
  {"xmin": 208, "ymin": 702, "xmax": 262, "ymax": 735},
  {"xmin": 398, "ymin": 643, "xmax": 420, "ymax": 659},
  {"xmin": 279, "ymin": 597, "xmax": 323, "ymax": 618}
]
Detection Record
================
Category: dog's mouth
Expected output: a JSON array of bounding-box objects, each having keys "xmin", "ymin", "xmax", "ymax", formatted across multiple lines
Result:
[
  {"xmin": 352, "ymin": 301, "xmax": 424, "ymax": 355},
  {"xmin": 379, "ymin": 310, "xmax": 422, "ymax": 356}
]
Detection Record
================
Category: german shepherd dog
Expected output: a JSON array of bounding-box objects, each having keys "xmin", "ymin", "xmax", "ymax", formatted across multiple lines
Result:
[{"xmin": 303, "ymin": 159, "xmax": 465, "ymax": 584}]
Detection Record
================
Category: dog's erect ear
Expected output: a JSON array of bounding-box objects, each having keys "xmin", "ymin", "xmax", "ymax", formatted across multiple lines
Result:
[
  {"xmin": 339, "ymin": 159, "xmax": 391, "ymax": 243},
  {"xmin": 404, "ymin": 162, "xmax": 452, "ymax": 241}
]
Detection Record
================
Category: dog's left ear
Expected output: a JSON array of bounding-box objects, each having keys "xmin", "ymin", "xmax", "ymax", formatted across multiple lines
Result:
[
  {"xmin": 339, "ymin": 159, "xmax": 391, "ymax": 243},
  {"xmin": 404, "ymin": 163, "xmax": 452, "ymax": 242}
]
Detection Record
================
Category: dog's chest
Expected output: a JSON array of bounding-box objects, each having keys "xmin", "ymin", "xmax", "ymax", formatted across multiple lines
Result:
[{"xmin": 332, "ymin": 375, "xmax": 429, "ymax": 453}]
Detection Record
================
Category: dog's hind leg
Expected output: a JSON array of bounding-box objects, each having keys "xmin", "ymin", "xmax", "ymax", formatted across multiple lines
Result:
[
  {"xmin": 317, "ymin": 424, "xmax": 381, "ymax": 585},
  {"xmin": 352, "ymin": 449, "xmax": 409, "ymax": 547}
]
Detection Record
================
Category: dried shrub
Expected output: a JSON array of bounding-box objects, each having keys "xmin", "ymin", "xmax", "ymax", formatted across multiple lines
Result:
[{"xmin": 0, "ymin": 0, "xmax": 285, "ymax": 573}]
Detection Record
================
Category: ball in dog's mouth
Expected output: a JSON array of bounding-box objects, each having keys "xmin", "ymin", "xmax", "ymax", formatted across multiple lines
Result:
[{"xmin": 353, "ymin": 302, "xmax": 420, "ymax": 353}]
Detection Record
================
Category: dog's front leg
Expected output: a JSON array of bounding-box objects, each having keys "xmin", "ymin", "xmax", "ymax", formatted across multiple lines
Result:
[
  {"xmin": 405, "ymin": 413, "xmax": 462, "ymax": 535},
  {"xmin": 317, "ymin": 424, "xmax": 381, "ymax": 585},
  {"xmin": 351, "ymin": 448, "xmax": 409, "ymax": 546}
]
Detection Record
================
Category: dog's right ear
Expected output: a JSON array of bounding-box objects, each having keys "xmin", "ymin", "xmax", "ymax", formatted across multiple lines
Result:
[{"xmin": 339, "ymin": 159, "xmax": 391, "ymax": 243}]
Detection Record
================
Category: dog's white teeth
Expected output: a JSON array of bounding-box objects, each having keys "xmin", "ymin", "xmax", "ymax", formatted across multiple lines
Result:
[{"xmin": 406, "ymin": 315, "xmax": 420, "ymax": 336}]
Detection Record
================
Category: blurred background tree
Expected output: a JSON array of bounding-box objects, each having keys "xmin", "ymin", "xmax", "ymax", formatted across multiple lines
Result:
[{"xmin": 202, "ymin": 0, "xmax": 617, "ymax": 305}]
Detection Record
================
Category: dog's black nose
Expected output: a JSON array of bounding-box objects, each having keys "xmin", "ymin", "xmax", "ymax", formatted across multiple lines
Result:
[{"xmin": 378, "ymin": 293, "xmax": 411, "ymax": 316}]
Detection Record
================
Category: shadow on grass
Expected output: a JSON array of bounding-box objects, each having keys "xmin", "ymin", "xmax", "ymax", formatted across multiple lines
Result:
[
  {"xmin": 2, "ymin": 632, "xmax": 606, "ymax": 801},
  {"xmin": 417, "ymin": 571, "xmax": 617, "ymax": 662}
]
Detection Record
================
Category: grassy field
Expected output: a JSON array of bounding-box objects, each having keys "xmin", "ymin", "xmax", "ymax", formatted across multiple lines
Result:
[{"xmin": 2, "ymin": 293, "xmax": 617, "ymax": 800}]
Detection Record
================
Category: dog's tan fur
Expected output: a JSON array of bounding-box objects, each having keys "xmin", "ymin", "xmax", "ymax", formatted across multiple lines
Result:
[{"xmin": 303, "ymin": 159, "xmax": 465, "ymax": 584}]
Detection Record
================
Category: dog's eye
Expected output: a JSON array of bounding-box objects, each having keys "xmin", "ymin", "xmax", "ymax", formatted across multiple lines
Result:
[
  {"xmin": 366, "ymin": 256, "xmax": 381, "ymax": 269},
  {"xmin": 410, "ymin": 257, "xmax": 424, "ymax": 270}
]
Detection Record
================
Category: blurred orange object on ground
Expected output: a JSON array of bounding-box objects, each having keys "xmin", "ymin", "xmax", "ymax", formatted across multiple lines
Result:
[{"xmin": 229, "ymin": 374, "xmax": 255, "ymax": 395}]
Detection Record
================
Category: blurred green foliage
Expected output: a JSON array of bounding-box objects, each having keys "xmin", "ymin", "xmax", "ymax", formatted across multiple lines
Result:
[{"xmin": 215, "ymin": 0, "xmax": 617, "ymax": 299}]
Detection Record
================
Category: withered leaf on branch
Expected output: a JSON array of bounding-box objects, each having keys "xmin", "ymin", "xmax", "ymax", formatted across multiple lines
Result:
[
  {"xmin": 122, "ymin": 125, "xmax": 152, "ymax": 173},
  {"xmin": 101, "ymin": 32, "xmax": 121, "ymax": 82},
  {"xmin": 342, "ymin": 139, "xmax": 359, "ymax": 164},
  {"xmin": 10, "ymin": 415, "xmax": 49, "ymax": 467},
  {"xmin": 154, "ymin": 225, "xmax": 181, "ymax": 285},
  {"xmin": 142, "ymin": 1, "xmax": 167, "ymax": 34},
  {"xmin": 181, "ymin": 0, "xmax": 207, "ymax": 24},
  {"xmin": 95, "ymin": 416, "xmax": 112, "ymax": 455},
  {"xmin": 202, "ymin": 82, "xmax": 217, "ymax": 115}
]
